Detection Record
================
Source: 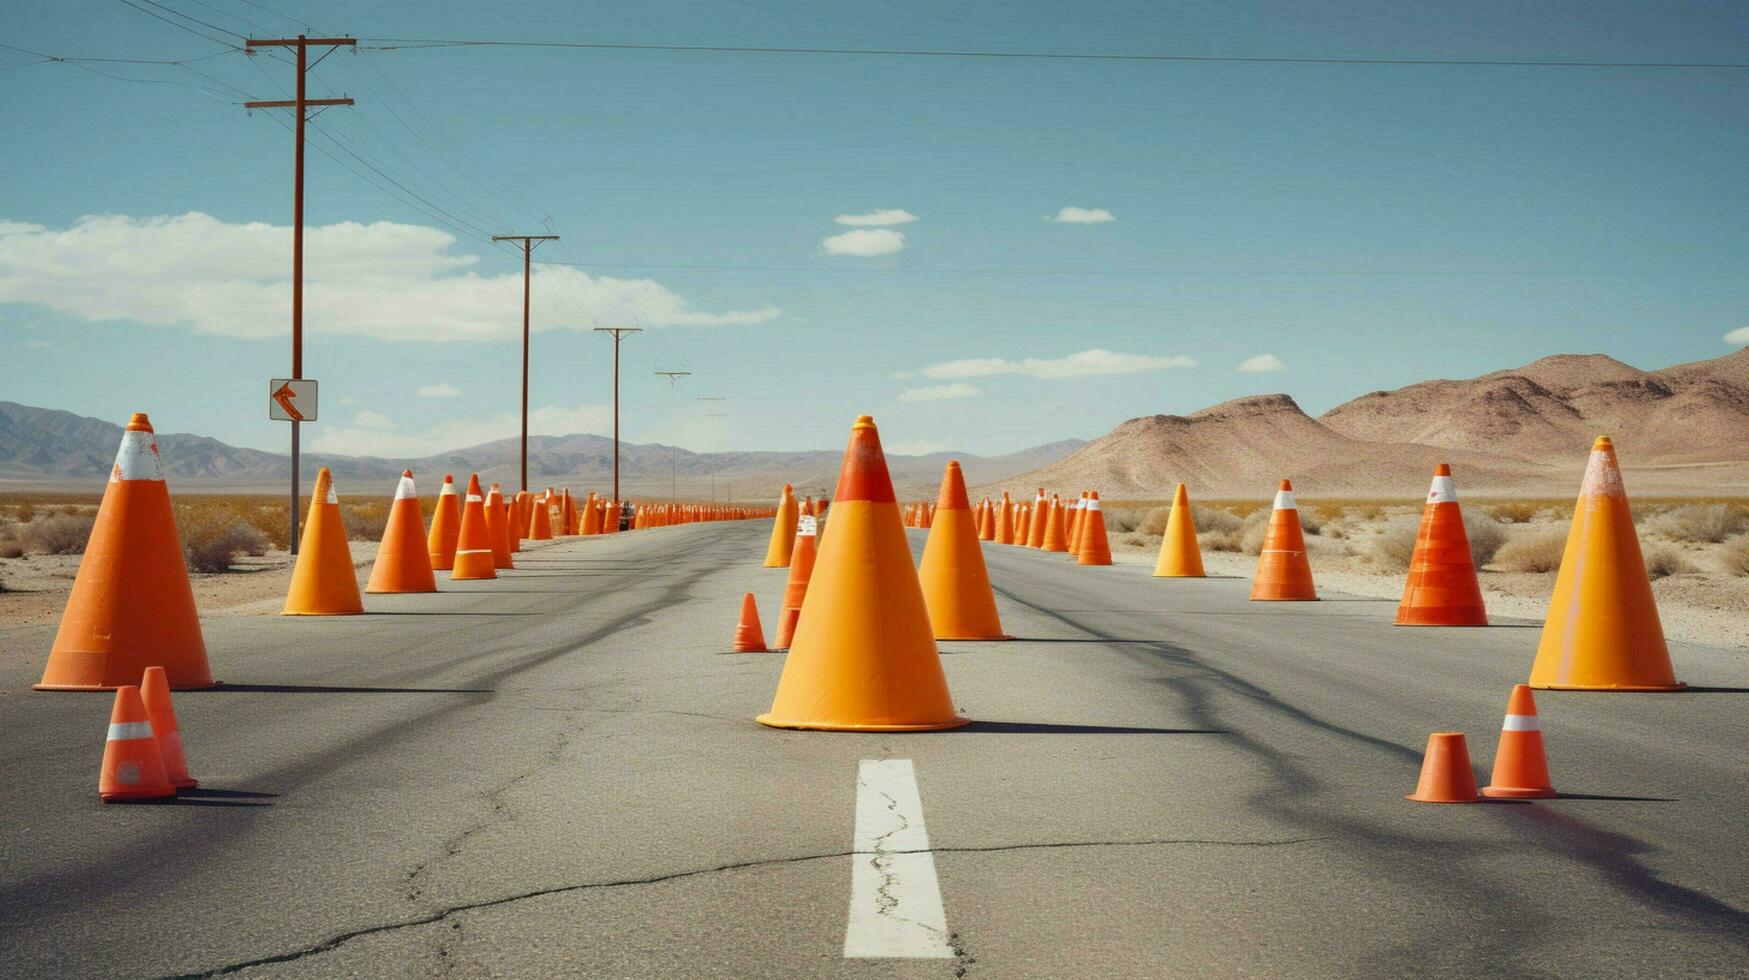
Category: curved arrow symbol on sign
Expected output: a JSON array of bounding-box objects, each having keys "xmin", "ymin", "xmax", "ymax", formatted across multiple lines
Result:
[{"xmin": 272, "ymin": 383, "xmax": 305, "ymax": 422}]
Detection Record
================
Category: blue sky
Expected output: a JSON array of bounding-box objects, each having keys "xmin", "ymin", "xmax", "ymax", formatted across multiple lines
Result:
[{"xmin": 3, "ymin": 0, "xmax": 1748, "ymax": 459}]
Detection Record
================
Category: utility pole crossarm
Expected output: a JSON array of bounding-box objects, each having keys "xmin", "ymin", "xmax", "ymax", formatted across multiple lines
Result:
[
  {"xmin": 246, "ymin": 38, "xmax": 357, "ymax": 47},
  {"xmin": 245, "ymin": 98, "xmax": 354, "ymax": 109}
]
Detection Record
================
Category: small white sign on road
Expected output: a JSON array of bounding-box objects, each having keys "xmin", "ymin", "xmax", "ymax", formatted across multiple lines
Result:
[{"xmin": 268, "ymin": 379, "xmax": 318, "ymax": 422}]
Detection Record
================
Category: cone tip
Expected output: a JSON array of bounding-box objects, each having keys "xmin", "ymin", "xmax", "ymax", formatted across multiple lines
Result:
[
  {"xmin": 1279, "ymin": 479, "xmax": 1293, "ymax": 491},
  {"xmin": 853, "ymin": 414, "xmax": 876, "ymax": 429},
  {"xmin": 1089, "ymin": 490, "xmax": 1101, "ymax": 500},
  {"xmin": 444, "ymin": 473, "xmax": 454, "ymax": 483},
  {"xmin": 125, "ymin": 412, "xmax": 154, "ymax": 432},
  {"xmin": 1434, "ymin": 463, "xmax": 1451, "ymax": 476},
  {"xmin": 402, "ymin": 469, "xmax": 414, "ymax": 478},
  {"xmin": 1593, "ymin": 435, "xmax": 1613, "ymax": 450}
]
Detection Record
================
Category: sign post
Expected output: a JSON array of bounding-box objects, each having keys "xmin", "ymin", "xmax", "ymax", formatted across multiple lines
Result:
[{"xmin": 269, "ymin": 379, "xmax": 318, "ymax": 551}]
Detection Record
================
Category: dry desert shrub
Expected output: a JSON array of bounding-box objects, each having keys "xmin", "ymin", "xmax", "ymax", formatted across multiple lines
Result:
[
  {"xmin": 13, "ymin": 501, "xmax": 35, "ymax": 523},
  {"xmin": 1368, "ymin": 519, "xmax": 1421, "ymax": 572},
  {"xmin": 1296, "ymin": 508, "xmax": 1322, "ymax": 535},
  {"xmin": 18, "ymin": 513, "xmax": 97, "ymax": 554},
  {"xmin": 1641, "ymin": 543, "xmax": 1695, "ymax": 581},
  {"xmin": 1487, "ymin": 501, "xmax": 1543, "ymax": 524},
  {"xmin": 1122, "ymin": 532, "xmax": 1152, "ymax": 548},
  {"xmin": 1139, "ymin": 507, "xmax": 1173, "ymax": 536},
  {"xmin": 341, "ymin": 498, "xmax": 392, "ymax": 542},
  {"xmin": 184, "ymin": 520, "xmax": 270, "ymax": 573},
  {"xmin": 1239, "ymin": 509, "xmax": 1270, "ymax": 555},
  {"xmin": 1643, "ymin": 503, "xmax": 1749, "ymax": 544},
  {"xmin": 1194, "ymin": 507, "xmax": 1242, "ymax": 534},
  {"xmin": 1464, "ymin": 511, "xmax": 1508, "ymax": 568},
  {"xmin": 1720, "ymin": 535, "xmax": 1749, "ymax": 577},
  {"xmin": 1494, "ymin": 526, "xmax": 1569, "ymax": 573}
]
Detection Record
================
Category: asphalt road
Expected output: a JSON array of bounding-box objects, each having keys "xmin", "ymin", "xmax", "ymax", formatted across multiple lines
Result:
[{"xmin": 1, "ymin": 520, "xmax": 1746, "ymax": 978}]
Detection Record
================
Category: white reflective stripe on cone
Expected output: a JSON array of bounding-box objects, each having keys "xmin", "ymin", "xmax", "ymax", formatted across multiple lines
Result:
[
  {"xmin": 1085, "ymin": 499, "xmax": 1101, "ymax": 512},
  {"xmin": 466, "ymin": 494, "xmax": 483, "ymax": 503},
  {"xmin": 326, "ymin": 486, "xmax": 339, "ymax": 505},
  {"xmin": 395, "ymin": 476, "xmax": 417, "ymax": 500},
  {"xmin": 456, "ymin": 549, "xmax": 491, "ymax": 556},
  {"xmin": 107, "ymin": 721, "xmax": 155, "ymax": 740},
  {"xmin": 111, "ymin": 430, "xmax": 165, "ymax": 482},
  {"xmin": 1274, "ymin": 490, "xmax": 1297, "ymax": 510},
  {"xmin": 439, "ymin": 483, "xmax": 457, "ymax": 495},
  {"xmin": 1427, "ymin": 476, "xmax": 1457, "ymax": 504},
  {"xmin": 1502, "ymin": 713, "xmax": 1541, "ymax": 732}
]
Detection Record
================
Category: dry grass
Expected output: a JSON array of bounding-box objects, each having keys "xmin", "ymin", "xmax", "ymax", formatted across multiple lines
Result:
[
  {"xmin": 15, "ymin": 512, "xmax": 97, "ymax": 554},
  {"xmin": 1643, "ymin": 503, "xmax": 1749, "ymax": 544},
  {"xmin": 1367, "ymin": 518, "xmax": 1420, "ymax": 572},
  {"xmin": 1465, "ymin": 512, "xmax": 1509, "ymax": 567},
  {"xmin": 1494, "ymin": 525, "xmax": 1570, "ymax": 573},
  {"xmin": 1138, "ymin": 507, "xmax": 1173, "ymax": 536},
  {"xmin": 184, "ymin": 520, "xmax": 271, "ymax": 573},
  {"xmin": 1642, "ymin": 543, "xmax": 1696, "ymax": 580},
  {"xmin": 1721, "ymin": 535, "xmax": 1749, "ymax": 577}
]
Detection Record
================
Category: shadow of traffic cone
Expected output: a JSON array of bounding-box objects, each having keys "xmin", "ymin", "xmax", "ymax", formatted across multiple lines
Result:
[
  {"xmin": 452, "ymin": 474, "xmax": 498, "ymax": 580},
  {"xmin": 764, "ymin": 485, "xmax": 799, "ymax": 567},
  {"xmin": 758, "ymin": 415, "xmax": 967, "ymax": 731},
  {"xmin": 1396, "ymin": 465, "xmax": 1486, "ymax": 626},
  {"xmin": 36, "ymin": 413, "xmax": 213, "ymax": 691},
  {"xmin": 1041, "ymin": 495, "xmax": 1068, "ymax": 552},
  {"xmin": 1407, "ymin": 732, "xmax": 1480, "ymax": 803},
  {"xmin": 485, "ymin": 483, "xmax": 515, "ymax": 570},
  {"xmin": 1077, "ymin": 492, "xmax": 1113, "ymax": 565},
  {"xmin": 1529, "ymin": 437, "xmax": 1681, "ymax": 691},
  {"xmin": 427, "ymin": 475, "xmax": 461, "ymax": 571},
  {"xmin": 284, "ymin": 468, "xmax": 363, "ymax": 615},
  {"xmin": 1250, "ymin": 481, "xmax": 1316, "ymax": 601},
  {"xmin": 919, "ymin": 461, "xmax": 1005, "ymax": 639},
  {"xmin": 1482, "ymin": 685, "xmax": 1556, "ymax": 799},
  {"xmin": 366, "ymin": 471, "xmax": 438, "ymax": 594},
  {"xmin": 527, "ymin": 491, "xmax": 554, "ymax": 540},
  {"xmin": 774, "ymin": 515, "xmax": 819, "ymax": 648},
  {"xmin": 141, "ymin": 665, "xmax": 196, "ymax": 789},
  {"xmin": 1153, "ymin": 483, "xmax": 1206, "ymax": 577},
  {"xmin": 100, "ymin": 685, "xmax": 174, "ymax": 802},
  {"xmin": 733, "ymin": 592, "xmax": 769, "ymax": 652}
]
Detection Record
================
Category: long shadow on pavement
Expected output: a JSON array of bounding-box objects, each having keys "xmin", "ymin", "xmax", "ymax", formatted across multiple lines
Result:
[
  {"xmin": 191, "ymin": 683, "xmax": 492, "ymax": 695},
  {"xmin": 956, "ymin": 720, "xmax": 1226, "ymax": 735}
]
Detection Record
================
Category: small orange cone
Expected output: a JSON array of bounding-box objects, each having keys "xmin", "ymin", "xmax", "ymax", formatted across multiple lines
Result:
[
  {"xmin": 36, "ymin": 413, "xmax": 213, "ymax": 691},
  {"xmin": 1153, "ymin": 483, "xmax": 1206, "ymax": 578},
  {"xmin": 764, "ymin": 484, "xmax": 799, "ymax": 567},
  {"xmin": 919, "ymin": 461, "xmax": 1005, "ymax": 639},
  {"xmin": 1396, "ymin": 465, "xmax": 1486, "ymax": 626},
  {"xmin": 1482, "ymin": 685, "xmax": 1557, "ymax": 799},
  {"xmin": 1025, "ymin": 489, "xmax": 1048, "ymax": 547},
  {"xmin": 561, "ymin": 489, "xmax": 579, "ymax": 535},
  {"xmin": 427, "ymin": 475, "xmax": 461, "ymax": 571},
  {"xmin": 976, "ymin": 498, "xmax": 995, "ymax": 541},
  {"xmin": 99, "ymin": 685, "xmax": 174, "ymax": 802},
  {"xmin": 1077, "ymin": 491, "xmax": 1113, "ymax": 565},
  {"xmin": 581, "ymin": 492, "xmax": 602, "ymax": 535},
  {"xmin": 451, "ymin": 474, "xmax": 498, "ymax": 580},
  {"xmin": 509, "ymin": 490, "xmax": 530, "ymax": 550},
  {"xmin": 1068, "ymin": 492, "xmax": 1088, "ymax": 554},
  {"xmin": 485, "ymin": 483, "xmax": 515, "ymax": 570},
  {"xmin": 773, "ymin": 514, "xmax": 819, "ymax": 649},
  {"xmin": 140, "ymin": 666, "xmax": 196, "ymax": 789},
  {"xmin": 527, "ymin": 491, "xmax": 554, "ymax": 540},
  {"xmin": 283, "ymin": 468, "xmax": 364, "ymax": 615},
  {"xmin": 1407, "ymin": 732, "xmax": 1480, "ymax": 803},
  {"xmin": 1529, "ymin": 437, "xmax": 1681, "ymax": 691},
  {"xmin": 1041, "ymin": 495, "xmax": 1068, "ymax": 552},
  {"xmin": 995, "ymin": 492, "xmax": 1016, "ymax": 545},
  {"xmin": 758, "ymin": 415, "xmax": 966, "ymax": 731},
  {"xmin": 366, "ymin": 471, "xmax": 438, "ymax": 594},
  {"xmin": 733, "ymin": 592, "xmax": 769, "ymax": 652},
  {"xmin": 1250, "ymin": 481, "xmax": 1316, "ymax": 601}
]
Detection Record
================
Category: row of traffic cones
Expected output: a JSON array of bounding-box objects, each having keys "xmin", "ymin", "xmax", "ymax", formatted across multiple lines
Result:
[{"xmin": 942, "ymin": 488, "xmax": 1115, "ymax": 565}]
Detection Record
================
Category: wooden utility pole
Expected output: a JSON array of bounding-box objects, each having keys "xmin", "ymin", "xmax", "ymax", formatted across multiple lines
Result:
[
  {"xmin": 491, "ymin": 235, "xmax": 559, "ymax": 493},
  {"xmin": 245, "ymin": 35, "xmax": 355, "ymax": 554},
  {"xmin": 594, "ymin": 327, "xmax": 642, "ymax": 503},
  {"xmin": 654, "ymin": 371, "xmax": 690, "ymax": 504}
]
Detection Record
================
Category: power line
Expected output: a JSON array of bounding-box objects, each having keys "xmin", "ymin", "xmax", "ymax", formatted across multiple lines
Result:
[
  {"xmin": 114, "ymin": 0, "xmax": 244, "ymax": 50},
  {"xmin": 0, "ymin": 41, "xmax": 234, "ymax": 65},
  {"xmin": 531, "ymin": 258, "xmax": 1173, "ymax": 276},
  {"xmin": 356, "ymin": 36, "xmax": 1749, "ymax": 70},
  {"xmin": 132, "ymin": 0, "xmax": 249, "ymax": 42}
]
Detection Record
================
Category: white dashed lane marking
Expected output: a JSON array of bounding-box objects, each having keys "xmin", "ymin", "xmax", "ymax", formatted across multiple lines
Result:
[{"xmin": 843, "ymin": 758, "xmax": 954, "ymax": 959}]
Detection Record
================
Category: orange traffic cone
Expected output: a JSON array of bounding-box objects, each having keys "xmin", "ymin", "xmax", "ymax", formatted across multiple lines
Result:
[
  {"xmin": 366, "ymin": 471, "xmax": 438, "ymax": 594},
  {"xmin": 427, "ymin": 475, "xmax": 461, "ymax": 571},
  {"xmin": 284, "ymin": 468, "xmax": 364, "ymax": 615},
  {"xmin": 758, "ymin": 416, "xmax": 966, "ymax": 731},
  {"xmin": 1407, "ymin": 732, "xmax": 1480, "ymax": 803},
  {"xmin": 764, "ymin": 484, "xmax": 799, "ymax": 567},
  {"xmin": 995, "ymin": 492, "xmax": 1016, "ymax": 545},
  {"xmin": 1482, "ymin": 685, "xmax": 1557, "ymax": 799},
  {"xmin": 36, "ymin": 413, "xmax": 213, "ymax": 691},
  {"xmin": 1041, "ymin": 495, "xmax": 1068, "ymax": 552},
  {"xmin": 1077, "ymin": 491, "xmax": 1113, "ymax": 565},
  {"xmin": 1250, "ymin": 480, "xmax": 1316, "ymax": 601},
  {"xmin": 451, "ymin": 474, "xmax": 498, "ymax": 580},
  {"xmin": 773, "ymin": 514, "xmax": 819, "ymax": 648},
  {"xmin": 581, "ymin": 492, "xmax": 602, "ymax": 535},
  {"xmin": 919, "ymin": 461, "xmax": 1005, "ymax": 639},
  {"xmin": 527, "ymin": 491, "xmax": 554, "ymax": 540},
  {"xmin": 1396, "ymin": 465, "xmax": 1486, "ymax": 626},
  {"xmin": 1529, "ymin": 437, "xmax": 1681, "ymax": 691},
  {"xmin": 561, "ymin": 489, "xmax": 579, "ymax": 535},
  {"xmin": 140, "ymin": 665, "xmax": 196, "ymax": 789},
  {"xmin": 485, "ymin": 483, "xmax": 515, "ymax": 570},
  {"xmin": 99, "ymin": 685, "xmax": 174, "ymax": 802},
  {"xmin": 1068, "ymin": 492, "xmax": 1088, "ymax": 554},
  {"xmin": 977, "ymin": 498, "xmax": 995, "ymax": 541},
  {"xmin": 1153, "ymin": 483, "xmax": 1205, "ymax": 578},
  {"xmin": 509, "ymin": 490, "xmax": 530, "ymax": 550},
  {"xmin": 1025, "ymin": 489, "xmax": 1048, "ymax": 548},
  {"xmin": 733, "ymin": 592, "xmax": 769, "ymax": 652}
]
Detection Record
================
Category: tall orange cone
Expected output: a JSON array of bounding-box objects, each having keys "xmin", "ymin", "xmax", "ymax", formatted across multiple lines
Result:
[
  {"xmin": 36, "ymin": 413, "xmax": 213, "ymax": 691},
  {"xmin": 763, "ymin": 484, "xmax": 799, "ymax": 567},
  {"xmin": 581, "ymin": 492, "xmax": 602, "ymax": 534},
  {"xmin": 510, "ymin": 490, "xmax": 530, "ymax": 550},
  {"xmin": 1067, "ymin": 492, "xmax": 1088, "ymax": 554},
  {"xmin": 733, "ymin": 592, "xmax": 769, "ymax": 652},
  {"xmin": 283, "ymin": 468, "xmax": 364, "ymax": 615},
  {"xmin": 561, "ymin": 490, "xmax": 579, "ymax": 535},
  {"xmin": 1025, "ymin": 489, "xmax": 1048, "ymax": 548},
  {"xmin": 1041, "ymin": 495, "xmax": 1068, "ymax": 552},
  {"xmin": 366, "ymin": 471, "xmax": 438, "ymax": 594},
  {"xmin": 99, "ymin": 685, "xmax": 174, "ymax": 802},
  {"xmin": 976, "ymin": 498, "xmax": 995, "ymax": 541},
  {"xmin": 1396, "ymin": 465, "xmax": 1486, "ymax": 626},
  {"xmin": 427, "ymin": 475, "xmax": 461, "ymax": 571},
  {"xmin": 485, "ymin": 483, "xmax": 515, "ymax": 570},
  {"xmin": 1406, "ymin": 732, "xmax": 1480, "ymax": 804},
  {"xmin": 1482, "ymin": 685, "xmax": 1557, "ymax": 799},
  {"xmin": 773, "ymin": 513, "xmax": 819, "ymax": 649},
  {"xmin": 918, "ymin": 461, "xmax": 1005, "ymax": 639},
  {"xmin": 140, "ymin": 665, "xmax": 196, "ymax": 789},
  {"xmin": 451, "ymin": 474, "xmax": 498, "ymax": 580},
  {"xmin": 527, "ymin": 491, "xmax": 554, "ymax": 540},
  {"xmin": 995, "ymin": 492, "xmax": 1016, "ymax": 545},
  {"xmin": 1077, "ymin": 491, "xmax": 1113, "ymax": 565},
  {"xmin": 1529, "ymin": 437, "xmax": 1681, "ymax": 691},
  {"xmin": 1153, "ymin": 483, "xmax": 1206, "ymax": 578},
  {"xmin": 758, "ymin": 416, "xmax": 966, "ymax": 731},
  {"xmin": 1250, "ymin": 480, "xmax": 1316, "ymax": 601}
]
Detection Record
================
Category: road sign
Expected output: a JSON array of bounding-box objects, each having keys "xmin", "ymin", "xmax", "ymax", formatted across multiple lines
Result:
[{"xmin": 269, "ymin": 379, "xmax": 317, "ymax": 422}]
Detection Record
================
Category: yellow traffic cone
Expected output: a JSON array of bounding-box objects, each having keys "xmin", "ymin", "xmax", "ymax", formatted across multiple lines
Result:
[
  {"xmin": 918, "ymin": 461, "xmax": 1005, "ymax": 639},
  {"xmin": 1153, "ymin": 483, "xmax": 1206, "ymax": 577},
  {"xmin": 284, "ymin": 467, "xmax": 364, "ymax": 615}
]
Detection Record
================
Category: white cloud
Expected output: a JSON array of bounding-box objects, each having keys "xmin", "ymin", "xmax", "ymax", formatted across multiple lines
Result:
[
  {"xmin": 890, "ymin": 370, "xmax": 916, "ymax": 380},
  {"xmin": 1237, "ymin": 353, "xmax": 1287, "ymax": 373},
  {"xmin": 310, "ymin": 403, "xmax": 611, "ymax": 458},
  {"xmin": 1725, "ymin": 326, "xmax": 1749, "ymax": 345},
  {"xmin": 835, "ymin": 209, "xmax": 918, "ymax": 227},
  {"xmin": 1049, "ymin": 207, "xmax": 1115, "ymax": 224},
  {"xmin": 0, "ymin": 213, "xmax": 779, "ymax": 342},
  {"xmin": 822, "ymin": 228, "xmax": 905, "ymax": 257},
  {"xmin": 884, "ymin": 438, "xmax": 953, "ymax": 456},
  {"xmin": 898, "ymin": 383, "xmax": 981, "ymax": 402},
  {"xmin": 920, "ymin": 348, "xmax": 1194, "ymax": 380},
  {"xmin": 417, "ymin": 383, "xmax": 462, "ymax": 398}
]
